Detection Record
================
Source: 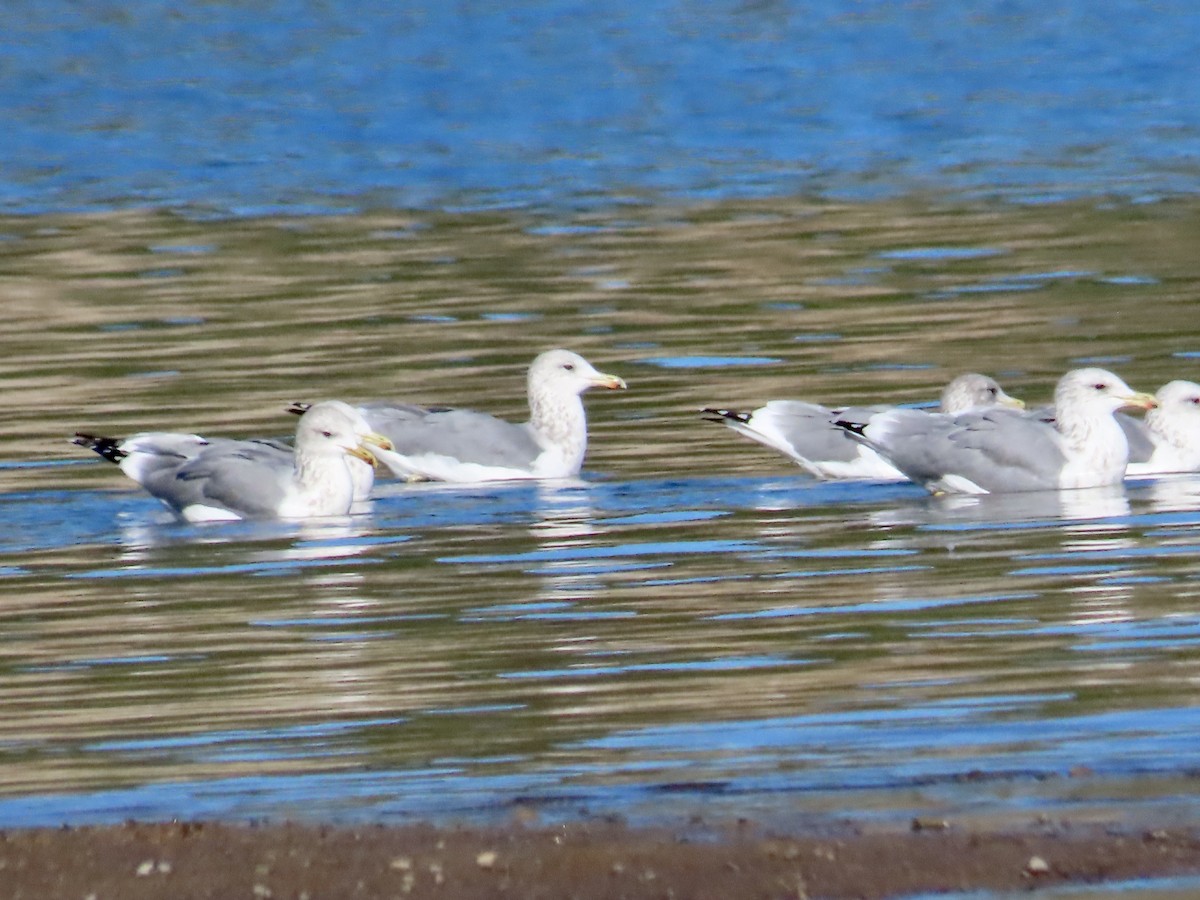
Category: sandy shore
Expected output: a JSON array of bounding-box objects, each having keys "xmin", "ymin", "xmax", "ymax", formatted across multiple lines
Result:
[{"xmin": 2, "ymin": 818, "xmax": 1199, "ymax": 899}]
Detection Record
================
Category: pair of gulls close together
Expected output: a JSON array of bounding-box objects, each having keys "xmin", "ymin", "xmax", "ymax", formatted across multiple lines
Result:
[
  {"xmin": 73, "ymin": 349, "xmax": 625, "ymax": 522},
  {"xmin": 707, "ymin": 369, "xmax": 1200, "ymax": 493},
  {"xmin": 74, "ymin": 355, "xmax": 1200, "ymax": 521}
]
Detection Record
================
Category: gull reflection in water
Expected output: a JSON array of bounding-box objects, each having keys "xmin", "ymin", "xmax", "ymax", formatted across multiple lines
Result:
[
  {"xmin": 864, "ymin": 487, "xmax": 1132, "ymax": 535},
  {"xmin": 112, "ymin": 515, "xmax": 389, "ymax": 632},
  {"xmin": 1053, "ymin": 488, "xmax": 1138, "ymax": 630},
  {"xmin": 889, "ymin": 485, "xmax": 1132, "ymax": 530},
  {"xmin": 525, "ymin": 481, "xmax": 605, "ymax": 606},
  {"xmin": 1131, "ymin": 473, "xmax": 1200, "ymax": 515},
  {"xmin": 970, "ymin": 487, "xmax": 1139, "ymax": 632},
  {"xmin": 865, "ymin": 485, "xmax": 1140, "ymax": 628},
  {"xmin": 530, "ymin": 480, "xmax": 599, "ymax": 543},
  {"xmin": 113, "ymin": 513, "xmax": 377, "ymax": 567}
]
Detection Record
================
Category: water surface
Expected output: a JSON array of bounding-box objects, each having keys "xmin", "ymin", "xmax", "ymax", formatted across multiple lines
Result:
[
  {"xmin": 1, "ymin": 198, "xmax": 1199, "ymax": 837},
  {"xmin": 3, "ymin": 1, "xmax": 1199, "ymax": 216}
]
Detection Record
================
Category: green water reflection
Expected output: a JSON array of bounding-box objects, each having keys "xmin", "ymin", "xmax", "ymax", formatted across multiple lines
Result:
[{"xmin": 1, "ymin": 197, "xmax": 1199, "ymax": 828}]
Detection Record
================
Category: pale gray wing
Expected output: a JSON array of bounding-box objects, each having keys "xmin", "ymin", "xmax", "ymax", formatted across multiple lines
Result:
[
  {"xmin": 940, "ymin": 411, "xmax": 1070, "ymax": 491},
  {"xmin": 1115, "ymin": 412, "xmax": 1156, "ymax": 464},
  {"xmin": 357, "ymin": 402, "xmax": 543, "ymax": 468},
  {"xmin": 752, "ymin": 400, "xmax": 865, "ymax": 465},
  {"xmin": 197, "ymin": 437, "xmax": 294, "ymax": 461},
  {"xmin": 118, "ymin": 434, "xmax": 212, "ymax": 484},
  {"xmin": 144, "ymin": 444, "xmax": 290, "ymax": 518},
  {"xmin": 854, "ymin": 408, "xmax": 1068, "ymax": 492},
  {"xmin": 244, "ymin": 437, "xmax": 296, "ymax": 453},
  {"xmin": 704, "ymin": 400, "xmax": 888, "ymax": 468},
  {"xmin": 76, "ymin": 431, "xmax": 223, "ymax": 485},
  {"xmin": 125, "ymin": 434, "xmax": 293, "ymax": 462}
]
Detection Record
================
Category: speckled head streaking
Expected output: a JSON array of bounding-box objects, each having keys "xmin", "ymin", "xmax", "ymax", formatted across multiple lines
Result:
[
  {"xmin": 1124, "ymin": 379, "xmax": 1200, "ymax": 476},
  {"xmin": 525, "ymin": 349, "xmax": 626, "ymax": 472},
  {"xmin": 939, "ymin": 373, "xmax": 1024, "ymax": 414},
  {"xmin": 282, "ymin": 400, "xmax": 393, "ymax": 516},
  {"xmin": 1145, "ymin": 380, "xmax": 1200, "ymax": 438},
  {"xmin": 526, "ymin": 349, "xmax": 628, "ymax": 398},
  {"xmin": 1053, "ymin": 368, "xmax": 1157, "ymax": 428},
  {"xmin": 293, "ymin": 400, "xmax": 387, "ymax": 465}
]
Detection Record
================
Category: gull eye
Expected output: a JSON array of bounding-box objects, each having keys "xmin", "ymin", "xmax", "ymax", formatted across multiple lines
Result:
[
  {"xmin": 1092, "ymin": 383, "xmax": 1108, "ymax": 392},
  {"xmin": 321, "ymin": 430, "xmax": 334, "ymax": 438},
  {"xmin": 563, "ymin": 363, "xmax": 575, "ymax": 371},
  {"xmin": 987, "ymin": 386, "xmax": 998, "ymax": 396}
]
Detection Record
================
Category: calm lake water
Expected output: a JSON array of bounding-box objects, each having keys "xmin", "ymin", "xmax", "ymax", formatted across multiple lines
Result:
[
  {"xmin": 2, "ymin": 3, "xmax": 1200, "ymax": 875},
  {"xmin": 4, "ymin": 0, "xmax": 1200, "ymax": 215},
  {"xmin": 2, "ymin": 197, "xmax": 1200, "ymax": 838}
]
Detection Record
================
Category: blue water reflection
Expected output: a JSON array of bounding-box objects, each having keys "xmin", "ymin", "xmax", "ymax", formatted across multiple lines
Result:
[
  {"xmin": 4, "ymin": 460, "xmax": 1200, "ymax": 834},
  {"xmin": 4, "ymin": 1, "xmax": 1199, "ymax": 215}
]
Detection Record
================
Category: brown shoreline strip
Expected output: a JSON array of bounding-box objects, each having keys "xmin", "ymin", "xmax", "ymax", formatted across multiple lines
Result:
[{"xmin": 2, "ymin": 819, "xmax": 1200, "ymax": 899}]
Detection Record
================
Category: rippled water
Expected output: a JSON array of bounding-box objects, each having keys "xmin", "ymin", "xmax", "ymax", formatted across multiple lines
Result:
[
  {"xmin": 2, "ymin": 198, "xmax": 1200, "ymax": 837},
  {"xmin": 4, "ymin": 1, "xmax": 1200, "ymax": 215}
]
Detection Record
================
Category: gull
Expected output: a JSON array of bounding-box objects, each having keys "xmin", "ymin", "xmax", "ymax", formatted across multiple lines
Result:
[
  {"xmin": 73, "ymin": 401, "xmax": 392, "ymax": 521},
  {"xmin": 289, "ymin": 349, "xmax": 626, "ymax": 483},
  {"xmin": 834, "ymin": 368, "xmax": 1157, "ymax": 494},
  {"xmin": 702, "ymin": 373, "xmax": 1024, "ymax": 480},
  {"xmin": 1121, "ymin": 380, "xmax": 1200, "ymax": 477}
]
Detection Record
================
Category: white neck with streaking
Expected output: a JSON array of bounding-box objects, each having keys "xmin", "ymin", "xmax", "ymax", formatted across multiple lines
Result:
[
  {"xmin": 277, "ymin": 449, "xmax": 356, "ymax": 518},
  {"xmin": 528, "ymin": 380, "xmax": 588, "ymax": 477},
  {"xmin": 1054, "ymin": 381, "xmax": 1132, "ymax": 490},
  {"xmin": 1143, "ymin": 382, "xmax": 1200, "ymax": 471}
]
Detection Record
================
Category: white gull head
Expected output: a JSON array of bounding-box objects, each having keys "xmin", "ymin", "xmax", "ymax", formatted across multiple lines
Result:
[
  {"xmin": 1053, "ymin": 367, "xmax": 1157, "ymax": 489},
  {"xmin": 281, "ymin": 401, "xmax": 393, "ymax": 518},
  {"xmin": 526, "ymin": 349, "xmax": 626, "ymax": 478},
  {"xmin": 940, "ymin": 373, "xmax": 1025, "ymax": 414}
]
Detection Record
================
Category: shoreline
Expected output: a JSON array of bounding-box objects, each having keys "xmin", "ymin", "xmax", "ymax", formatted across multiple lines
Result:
[{"xmin": 3, "ymin": 818, "xmax": 1200, "ymax": 899}]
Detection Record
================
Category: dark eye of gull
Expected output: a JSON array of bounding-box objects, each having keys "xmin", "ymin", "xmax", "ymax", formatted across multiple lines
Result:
[
  {"xmin": 321, "ymin": 430, "xmax": 334, "ymax": 438},
  {"xmin": 1092, "ymin": 383, "xmax": 1108, "ymax": 391},
  {"xmin": 563, "ymin": 363, "xmax": 575, "ymax": 371}
]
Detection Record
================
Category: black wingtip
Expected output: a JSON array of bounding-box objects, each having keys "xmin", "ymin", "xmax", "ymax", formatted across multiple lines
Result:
[
  {"xmin": 285, "ymin": 401, "xmax": 311, "ymax": 416},
  {"xmin": 833, "ymin": 419, "xmax": 868, "ymax": 437},
  {"xmin": 700, "ymin": 407, "xmax": 751, "ymax": 425},
  {"xmin": 72, "ymin": 432, "xmax": 127, "ymax": 464}
]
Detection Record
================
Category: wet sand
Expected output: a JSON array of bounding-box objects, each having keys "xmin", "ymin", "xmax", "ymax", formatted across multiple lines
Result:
[{"xmin": 3, "ymin": 818, "xmax": 1199, "ymax": 899}]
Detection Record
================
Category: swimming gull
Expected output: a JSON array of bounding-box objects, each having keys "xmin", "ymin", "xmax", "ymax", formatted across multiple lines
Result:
[
  {"xmin": 701, "ymin": 373, "xmax": 1024, "ymax": 480},
  {"xmin": 73, "ymin": 401, "xmax": 393, "ymax": 521},
  {"xmin": 834, "ymin": 368, "xmax": 1157, "ymax": 494},
  {"xmin": 290, "ymin": 349, "xmax": 626, "ymax": 483},
  {"xmin": 1121, "ymin": 380, "xmax": 1200, "ymax": 477}
]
